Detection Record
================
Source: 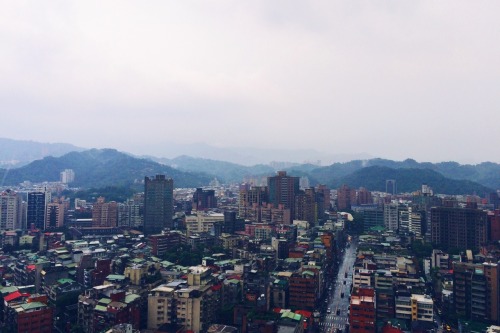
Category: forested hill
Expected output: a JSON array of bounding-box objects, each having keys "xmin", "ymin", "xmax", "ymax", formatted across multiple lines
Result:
[{"xmin": 0, "ymin": 149, "xmax": 211, "ymax": 188}]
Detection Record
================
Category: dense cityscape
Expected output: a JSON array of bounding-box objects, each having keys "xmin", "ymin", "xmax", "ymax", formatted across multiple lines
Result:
[
  {"xmin": 1, "ymin": 161, "xmax": 500, "ymax": 333},
  {"xmin": 2, "ymin": 0, "xmax": 499, "ymax": 332}
]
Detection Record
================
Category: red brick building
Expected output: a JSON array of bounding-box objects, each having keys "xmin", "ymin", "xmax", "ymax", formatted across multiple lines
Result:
[
  {"xmin": 349, "ymin": 286, "xmax": 376, "ymax": 333},
  {"xmin": 289, "ymin": 269, "xmax": 319, "ymax": 311},
  {"xmin": 149, "ymin": 232, "xmax": 181, "ymax": 256},
  {"xmin": 488, "ymin": 209, "xmax": 500, "ymax": 241},
  {"xmin": 4, "ymin": 294, "xmax": 53, "ymax": 333}
]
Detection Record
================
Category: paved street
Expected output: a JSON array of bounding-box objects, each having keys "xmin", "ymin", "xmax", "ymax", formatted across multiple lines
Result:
[{"xmin": 321, "ymin": 237, "xmax": 357, "ymax": 333}]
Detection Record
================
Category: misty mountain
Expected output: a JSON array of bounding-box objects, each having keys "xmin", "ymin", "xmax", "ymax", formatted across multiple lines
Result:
[
  {"xmin": 0, "ymin": 149, "xmax": 211, "ymax": 188},
  {"xmin": 1, "ymin": 138, "xmax": 499, "ymax": 194},
  {"xmin": 152, "ymin": 155, "xmax": 276, "ymax": 183},
  {"xmin": 145, "ymin": 155, "xmax": 496, "ymax": 194},
  {"xmin": 309, "ymin": 158, "xmax": 500, "ymax": 190},
  {"xmin": 331, "ymin": 166, "xmax": 493, "ymax": 195},
  {"xmin": 141, "ymin": 141, "xmax": 374, "ymax": 166},
  {"xmin": 0, "ymin": 137, "xmax": 85, "ymax": 168}
]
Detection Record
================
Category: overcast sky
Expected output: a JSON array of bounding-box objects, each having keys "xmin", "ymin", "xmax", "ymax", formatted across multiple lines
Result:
[{"xmin": 1, "ymin": 1, "xmax": 499, "ymax": 164}]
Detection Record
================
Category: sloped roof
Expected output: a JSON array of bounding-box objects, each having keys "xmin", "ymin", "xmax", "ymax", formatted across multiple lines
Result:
[
  {"xmin": 280, "ymin": 311, "xmax": 302, "ymax": 321},
  {"xmin": 20, "ymin": 302, "xmax": 46, "ymax": 311},
  {"xmin": 4, "ymin": 291, "xmax": 30, "ymax": 302}
]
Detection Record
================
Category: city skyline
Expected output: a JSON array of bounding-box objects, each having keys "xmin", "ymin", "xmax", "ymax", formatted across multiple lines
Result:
[{"xmin": 1, "ymin": 2, "xmax": 499, "ymax": 164}]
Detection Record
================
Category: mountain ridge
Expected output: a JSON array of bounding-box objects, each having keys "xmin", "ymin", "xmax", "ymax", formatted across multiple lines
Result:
[
  {"xmin": 0, "ymin": 148, "xmax": 212, "ymax": 188},
  {"xmin": 1, "ymin": 138, "xmax": 499, "ymax": 193}
]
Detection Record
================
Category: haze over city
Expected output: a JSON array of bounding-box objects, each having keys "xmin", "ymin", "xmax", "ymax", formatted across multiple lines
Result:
[{"xmin": 1, "ymin": 1, "xmax": 499, "ymax": 164}]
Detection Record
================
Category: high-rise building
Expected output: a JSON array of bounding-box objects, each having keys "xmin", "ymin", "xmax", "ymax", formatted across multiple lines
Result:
[
  {"xmin": 4, "ymin": 294, "xmax": 53, "ymax": 333},
  {"xmin": 360, "ymin": 206, "xmax": 384, "ymax": 231},
  {"xmin": 27, "ymin": 191, "xmax": 50, "ymax": 230},
  {"xmin": 60, "ymin": 169, "xmax": 75, "ymax": 184},
  {"xmin": 299, "ymin": 176, "xmax": 310, "ymax": 189},
  {"xmin": 386, "ymin": 180, "xmax": 397, "ymax": 195},
  {"xmin": 453, "ymin": 261, "xmax": 499, "ymax": 323},
  {"xmin": 185, "ymin": 212, "xmax": 224, "ymax": 236},
  {"xmin": 316, "ymin": 184, "xmax": 331, "ymax": 218},
  {"xmin": 192, "ymin": 188, "xmax": 217, "ymax": 211},
  {"xmin": 144, "ymin": 175, "xmax": 174, "ymax": 235},
  {"xmin": 431, "ymin": 206, "xmax": 488, "ymax": 251},
  {"xmin": 408, "ymin": 210, "xmax": 424, "ymax": 237},
  {"xmin": 398, "ymin": 205, "xmax": 410, "ymax": 234},
  {"xmin": 357, "ymin": 188, "xmax": 373, "ymax": 205},
  {"xmin": 117, "ymin": 194, "xmax": 144, "ymax": 228},
  {"xmin": 148, "ymin": 231, "xmax": 182, "ymax": 256},
  {"xmin": 92, "ymin": 197, "xmax": 118, "ymax": 228},
  {"xmin": 147, "ymin": 285, "xmax": 176, "ymax": 329},
  {"xmin": 268, "ymin": 171, "xmax": 299, "ymax": 223},
  {"xmin": 384, "ymin": 203, "xmax": 399, "ymax": 231},
  {"xmin": 337, "ymin": 185, "xmax": 355, "ymax": 211},
  {"xmin": 294, "ymin": 188, "xmax": 317, "ymax": 225},
  {"xmin": 489, "ymin": 210, "xmax": 500, "ymax": 241},
  {"xmin": 217, "ymin": 210, "xmax": 244, "ymax": 235},
  {"xmin": 483, "ymin": 262, "xmax": 499, "ymax": 323},
  {"xmin": 489, "ymin": 192, "xmax": 500, "ymax": 209},
  {"xmin": 0, "ymin": 189, "xmax": 23, "ymax": 230},
  {"xmin": 289, "ymin": 269, "xmax": 320, "ymax": 311},
  {"xmin": 349, "ymin": 286, "xmax": 376, "ymax": 333},
  {"xmin": 46, "ymin": 201, "xmax": 65, "ymax": 228},
  {"xmin": 238, "ymin": 184, "xmax": 268, "ymax": 220}
]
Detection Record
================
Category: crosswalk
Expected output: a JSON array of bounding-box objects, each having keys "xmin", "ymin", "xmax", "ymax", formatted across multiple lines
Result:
[
  {"xmin": 319, "ymin": 316, "xmax": 349, "ymax": 332},
  {"xmin": 319, "ymin": 321, "xmax": 345, "ymax": 328},
  {"xmin": 323, "ymin": 315, "xmax": 349, "ymax": 321},
  {"xmin": 319, "ymin": 321, "xmax": 348, "ymax": 332}
]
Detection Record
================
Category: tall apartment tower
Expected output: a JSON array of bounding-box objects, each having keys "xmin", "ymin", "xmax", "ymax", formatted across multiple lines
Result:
[
  {"xmin": 316, "ymin": 184, "xmax": 331, "ymax": 214},
  {"xmin": 0, "ymin": 190, "xmax": 23, "ymax": 230},
  {"xmin": 92, "ymin": 197, "xmax": 118, "ymax": 228},
  {"xmin": 192, "ymin": 188, "xmax": 217, "ymax": 211},
  {"xmin": 238, "ymin": 184, "xmax": 268, "ymax": 219},
  {"xmin": 386, "ymin": 179, "xmax": 397, "ymax": 195},
  {"xmin": 144, "ymin": 175, "xmax": 174, "ymax": 235},
  {"xmin": 357, "ymin": 187, "xmax": 373, "ymax": 205},
  {"xmin": 118, "ymin": 196, "xmax": 144, "ymax": 228},
  {"xmin": 453, "ymin": 261, "xmax": 499, "ymax": 322},
  {"xmin": 337, "ymin": 184, "xmax": 355, "ymax": 211},
  {"xmin": 60, "ymin": 169, "xmax": 75, "ymax": 184},
  {"xmin": 384, "ymin": 203, "xmax": 399, "ymax": 231},
  {"xmin": 27, "ymin": 191, "xmax": 50, "ymax": 230},
  {"xmin": 46, "ymin": 201, "xmax": 65, "ymax": 228},
  {"xmin": 349, "ymin": 286, "xmax": 376, "ymax": 333},
  {"xmin": 267, "ymin": 171, "xmax": 299, "ymax": 223},
  {"xmin": 431, "ymin": 206, "xmax": 488, "ymax": 251},
  {"xmin": 294, "ymin": 188, "xmax": 317, "ymax": 225}
]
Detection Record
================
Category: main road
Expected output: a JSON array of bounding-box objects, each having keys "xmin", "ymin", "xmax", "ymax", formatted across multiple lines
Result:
[{"xmin": 319, "ymin": 237, "xmax": 358, "ymax": 333}]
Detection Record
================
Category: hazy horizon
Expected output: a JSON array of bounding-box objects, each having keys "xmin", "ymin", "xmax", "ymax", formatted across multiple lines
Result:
[
  {"xmin": 1, "ymin": 2, "xmax": 499, "ymax": 164},
  {"xmin": 1, "ymin": 137, "xmax": 497, "ymax": 167}
]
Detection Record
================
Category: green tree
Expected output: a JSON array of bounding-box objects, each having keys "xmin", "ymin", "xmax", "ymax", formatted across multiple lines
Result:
[{"xmin": 411, "ymin": 240, "xmax": 433, "ymax": 259}]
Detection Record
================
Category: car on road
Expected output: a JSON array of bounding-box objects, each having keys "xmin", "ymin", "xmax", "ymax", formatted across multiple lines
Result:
[{"xmin": 327, "ymin": 308, "xmax": 331, "ymax": 313}]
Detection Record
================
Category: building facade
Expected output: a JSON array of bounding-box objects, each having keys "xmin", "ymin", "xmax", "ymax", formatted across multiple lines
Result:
[
  {"xmin": 27, "ymin": 191, "xmax": 50, "ymax": 230},
  {"xmin": 268, "ymin": 171, "xmax": 299, "ymax": 224},
  {"xmin": 144, "ymin": 175, "xmax": 174, "ymax": 235},
  {"xmin": 431, "ymin": 207, "xmax": 488, "ymax": 251},
  {"xmin": 0, "ymin": 190, "xmax": 23, "ymax": 231}
]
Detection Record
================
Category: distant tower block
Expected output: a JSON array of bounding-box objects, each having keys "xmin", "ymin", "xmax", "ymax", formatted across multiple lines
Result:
[
  {"xmin": 386, "ymin": 179, "xmax": 396, "ymax": 195},
  {"xmin": 60, "ymin": 169, "xmax": 75, "ymax": 183}
]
